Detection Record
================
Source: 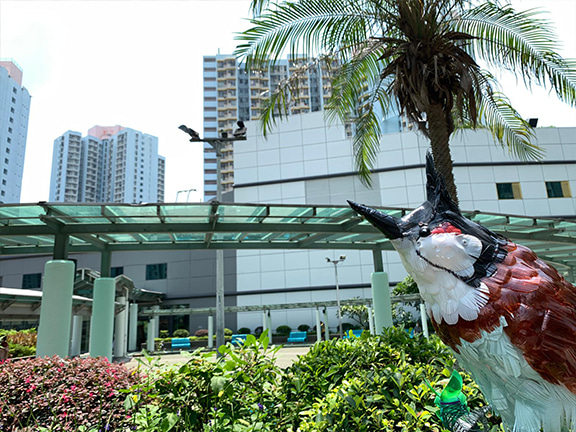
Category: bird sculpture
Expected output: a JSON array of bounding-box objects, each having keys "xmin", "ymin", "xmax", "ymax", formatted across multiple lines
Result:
[{"xmin": 348, "ymin": 153, "xmax": 576, "ymax": 432}]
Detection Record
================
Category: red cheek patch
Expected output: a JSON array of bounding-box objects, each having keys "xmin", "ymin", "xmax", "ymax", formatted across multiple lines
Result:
[{"xmin": 431, "ymin": 222, "xmax": 462, "ymax": 235}]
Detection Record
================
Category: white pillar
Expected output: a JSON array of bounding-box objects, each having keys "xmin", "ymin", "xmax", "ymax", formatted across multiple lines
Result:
[
  {"xmin": 114, "ymin": 296, "xmax": 127, "ymax": 358},
  {"xmin": 152, "ymin": 305, "xmax": 160, "ymax": 336},
  {"xmin": 37, "ymin": 260, "xmax": 75, "ymax": 358},
  {"xmin": 262, "ymin": 310, "xmax": 268, "ymax": 334},
  {"xmin": 371, "ymin": 272, "xmax": 392, "ymax": 335},
  {"xmin": 208, "ymin": 315, "xmax": 214, "ymax": 349},
  {"xmin": 315, "ymin": 308, "xmax": 322, "ymax": 342},
  {"xmin": 367, "ymin": 305, "xmax": 375, "ymax": 335},
  {"xmin": 70, "ymin": 315, "xmax": 83, "ymax": 357},
  {"xmin": 146, "ymin": 317, "xmax": 156, "ymax": 352},
  {"xmin": 89, "ymin": 278, "xmax": 116, "ymax": 361},
  {"xmin": 128, "ymin": 303, "xmax": 138, "ymax": 352},
  {"xmin": 420, "ymin": 302, "xmax": 429, "ymax": 338},
  {"xmin": 323, "ymin": 309, "xmax": 330, "ymax": 341}
]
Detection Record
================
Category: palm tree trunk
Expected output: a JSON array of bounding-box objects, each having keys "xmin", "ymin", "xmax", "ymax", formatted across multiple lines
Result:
[{"xmin": 426, "ymin": 103, "xmax": 459, "ymax": 204}]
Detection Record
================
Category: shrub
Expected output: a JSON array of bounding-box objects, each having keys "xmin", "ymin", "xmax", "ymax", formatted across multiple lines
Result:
[
  {"xmin": 159, "ymin": 330, "xmax": 170, "ymax": 338},
  {"xmin": 173, "ymin": 328, "xmax": 190, "ymax": 338},
  {"xmin": 0, "ymin": 329, "xmax": 37, "ymax": 358},
  {"xmin": 224, "ymin": 328, "xmax": 233, "ymax": 336},
  {"xmin": 297, "ymin": 324, "xmax": 311, "ymax": 332},
  {"xmin": 126, "ymin": 333, "xmax": 282, "ymax": 430},
  {"xmin": 237, "ymin": 327, "xmax": 251, "ymax": 334},
  {"xmin": 341, "ymin": 322, "xmax": 356, "ymax": 332},
  {"xmin": 276, "ymin": 325, "xmax": 292, "ymax": 335},
  {"xmin": 0, "ymin": 356, "xmax": 143, "ymax": 430}
]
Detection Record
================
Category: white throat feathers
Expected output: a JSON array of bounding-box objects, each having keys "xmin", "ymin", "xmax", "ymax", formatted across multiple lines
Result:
[{"xmin": 393, "ymin": 232, "xmax": 490, "ymax": 325}]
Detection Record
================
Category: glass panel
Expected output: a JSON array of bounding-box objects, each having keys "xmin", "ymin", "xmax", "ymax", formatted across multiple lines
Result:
[
  {"xmin": 146, "ymin": 263, "xmax": 167, "ymax": 280},
  {"xmin": 22, "ymin": 273, "xmax": 42, "ymax": 289},
  {"xmin": 496, "ymin": 183, "xmax": 514, "ymax": 200},
  {"xmin": 546, "ymin": 181, "xmax": 564, "ymax": 198}
]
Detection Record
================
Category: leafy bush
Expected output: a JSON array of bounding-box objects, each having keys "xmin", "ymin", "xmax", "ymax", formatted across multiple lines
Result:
[
  {"xmin": 159, "ymin": 330, "xmax": 170, "ymax": 338},
  {"xmin": 284, "ymin": 328, "xmax": 496, "ymax": 431},
  {"xmin": 224, "ymin": 328, "xmax": 233, "ymax": 336},
  {"xmin": 126, "ymin": 332, "xmax": 282, "ymax": 431},
  {"xmin": 297, "ymin": 324, "xmax": 311, "ymax": 332},
  {"xmin": 195, "ymin": 329, "xmax": 208, "ymax": 337},
  {"xmin": 124, "ymin": 327, "xmax": 500, "ymax": 431},
  {"xmin": 0, "ymin": 356, "xmax": 143, "ymax": 430},
  {"xmin": 237, "ymin": 327, "xmax": 251, "ymax": 334},
  {"xmin": 0, "ymin": 328, "xmax": 37, "ymax": 358},
  {"xmin": 276, "ymin": 325, "xmax": 292, "ymax": 335},
  {"xmin": 341, "ymin": 322, "xmax": 356, "ymax": 332},
  {"xmin": 173, "ymin": 328, "xmax": 190, "ymax": 338}
]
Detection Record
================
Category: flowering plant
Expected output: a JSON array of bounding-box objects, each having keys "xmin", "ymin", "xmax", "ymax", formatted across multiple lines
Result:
[{"xmin": 0, "ymin": 355, "xmax": 142, "ymax": 430}]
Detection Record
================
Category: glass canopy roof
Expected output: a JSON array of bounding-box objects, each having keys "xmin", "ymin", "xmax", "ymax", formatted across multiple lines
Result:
[{"xmin": 0, "ymin": 202, "xmax": 574, "ymax": 272}]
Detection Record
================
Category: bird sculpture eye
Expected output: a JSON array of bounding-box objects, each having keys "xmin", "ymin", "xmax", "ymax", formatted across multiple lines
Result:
[{"xmin": 419, "ymin": 226, "xmax": 431, "ymax": 237}]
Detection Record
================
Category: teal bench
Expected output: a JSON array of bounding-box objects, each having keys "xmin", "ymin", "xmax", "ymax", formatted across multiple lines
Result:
[
  {"xmin": 344, "ymin": 329, "xmax": 364, "ymax": 338},
  {"xmin": 287, "ymin": 331, "xmax": 307, "ymax": 344},
  {"xmin": 171, "ymin": 337, "xmax": 191, "ymax": 351},
  {"xmin": 231, "ymin": 334, "xmax": 248, "ymax": 346}
]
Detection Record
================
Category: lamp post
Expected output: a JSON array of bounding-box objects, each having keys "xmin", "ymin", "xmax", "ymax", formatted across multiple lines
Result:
[
  {"xmin": 176, "ymin": 188, "xmax": 197, "ymax": 203},
  {"xmin": 326, "ymin": 255, "xmax": 346, "ymax": 338},
  {"xmin": 178, "ymin": 125, "xmax": 246, "ymax": 353}
]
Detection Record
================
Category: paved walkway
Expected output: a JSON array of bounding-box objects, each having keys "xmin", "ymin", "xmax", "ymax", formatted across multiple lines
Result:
[{"xmin": 124, "ymin": 344, "xmax": 312, "ymax": 369}]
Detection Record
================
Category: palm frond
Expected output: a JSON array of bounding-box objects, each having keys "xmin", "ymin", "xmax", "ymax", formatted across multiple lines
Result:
[
  {"xmin": 235, "ymin": 0, "xmax": 373, "ymax": 70},
  {"xmin": 456, "ymin": 2, "xmax": 576, "ymax": 106},
  {"xmin": 471, "ymin": 71, "xmax": 542, "ymax": 160}
]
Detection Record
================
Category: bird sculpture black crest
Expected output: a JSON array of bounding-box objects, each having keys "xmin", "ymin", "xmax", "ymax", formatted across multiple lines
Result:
[{"xmin": 348, "ymin": 153, "xmax": 576, "ymax": 432}]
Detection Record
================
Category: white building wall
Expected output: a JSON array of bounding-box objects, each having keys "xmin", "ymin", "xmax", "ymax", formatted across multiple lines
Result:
[
  {"xmin": 233, "ymin": 111, "xmax": 576, "ymax": 332},
  {"xmin": 0, "ymin": 64, "xmax": 30, "ymax": 203}
]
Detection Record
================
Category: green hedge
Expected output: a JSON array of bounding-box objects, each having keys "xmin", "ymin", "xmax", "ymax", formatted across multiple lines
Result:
[{"xmin": 126, "ymin": 328, "xmax": 501, "ymax": 431}]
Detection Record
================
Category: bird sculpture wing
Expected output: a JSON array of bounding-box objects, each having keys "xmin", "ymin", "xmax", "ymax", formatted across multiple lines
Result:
[{"xmin": 435, "ymin": 241, "xmax": 576, "ymax": 394}]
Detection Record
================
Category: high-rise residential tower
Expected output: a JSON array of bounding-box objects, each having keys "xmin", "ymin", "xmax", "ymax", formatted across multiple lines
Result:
[
  {"xmin": 49, "ymin": 126, "xmax": 165, "ymax": 203},
  {"xmin": 202, "ymin": 54, "xmax": 337, "ymax": 201},
  {"xmin": 0, "ymin": 60, "xmax": 31, "ymax": 203}
]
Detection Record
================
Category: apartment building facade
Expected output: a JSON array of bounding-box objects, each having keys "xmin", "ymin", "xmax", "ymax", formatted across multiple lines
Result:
[
  {"xmin": 0, "ymin": 60, "xmax": 31, "ymax": 203},
  {"xmin": 202, "ymin": 54, "xmax": 338, "ymax": 201},
  {"xmin": 49, "ymin": 125, "xmax": 165, "ymax": 203}
]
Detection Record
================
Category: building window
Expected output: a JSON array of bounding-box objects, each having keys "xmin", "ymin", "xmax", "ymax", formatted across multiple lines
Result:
[
  {"xmin": 2, "ymin": 180, "xmax": 6, "ymax": 185},
  {"xmin": 5, "ymin": 148, "xmax": 9, "ymax": 154},
  {"xmin": 8, "ymin": 128, "xmax": 12, "ymax": 133},
  {"xmin": 6, "ymin": 138, "xmax": 10, "ymax": 143},
  {"xmin": 496, "ymin": 182, "xmax": 522, "ymax": 200},
  {"xmin": 11, "ymin": 97, "xmax": 15, "ymax": 103},
  {"xmin": 10, "ymin": 107, "xmax": 14, "ymax": 113},
  {"xmin": 546, "ymin": 181, "xmax": 572, "ymax": 198},
  {"xmin": 111, "ymin": 266, "xmax": 124, "ymax": 277},
  {"xmin": 12, "ymin": 87, "xmax": 17, "ymax": 94},
  {"xmin": 9, "ymin": 118, "xmax": 13, "ymax": 123},
  {"xmin": 22, "ymin": 273, "xmax": 42, "ymax": 289},
  {"xmin": 146, "ymin": 263, "xmax": 167, "ymax": 280},
  {"xmin": 3, "ymin": 169, "xmax": 7, "ymax": 175}
]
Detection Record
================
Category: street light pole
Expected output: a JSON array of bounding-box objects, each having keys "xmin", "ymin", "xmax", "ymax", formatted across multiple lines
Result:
[
  {"xmin": 178, "ymin": 125, "xmax": 246, "ymax": 355},
  {"xmin": 326, "ymin": 255, "xmax": 346, "ymax": 338}
]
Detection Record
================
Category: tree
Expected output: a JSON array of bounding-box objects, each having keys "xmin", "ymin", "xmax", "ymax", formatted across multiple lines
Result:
[{"xmin": 236, "ymin": 0, "xmax": 576, "ymax": 201}]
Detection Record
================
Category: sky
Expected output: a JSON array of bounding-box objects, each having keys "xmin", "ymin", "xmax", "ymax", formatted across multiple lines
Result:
[{"xmin": 0, "ymin": 0, "xmax": 575, "ymax": 204}]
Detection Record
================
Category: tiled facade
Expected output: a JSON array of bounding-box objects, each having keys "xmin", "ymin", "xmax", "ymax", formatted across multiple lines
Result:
[{"xmin": 233, "ymin": 111, "xmax": 576, "ymax": 331}]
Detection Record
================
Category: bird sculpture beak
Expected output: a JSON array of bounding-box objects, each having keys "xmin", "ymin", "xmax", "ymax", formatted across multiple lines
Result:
[{"xmin": 347, "ymin": 200, "xmax": 403, "ymax": 239}]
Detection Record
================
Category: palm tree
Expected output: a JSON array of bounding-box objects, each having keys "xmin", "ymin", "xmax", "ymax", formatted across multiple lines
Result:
[{"xmin": 235, "ymin": 0, "xmax": 576, "ymax": 202}]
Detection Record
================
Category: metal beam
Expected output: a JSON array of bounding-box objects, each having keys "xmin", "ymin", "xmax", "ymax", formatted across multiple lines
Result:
[{"xmin": 141, "ymin": 294, "xmax": 421, "ymax": 316}]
